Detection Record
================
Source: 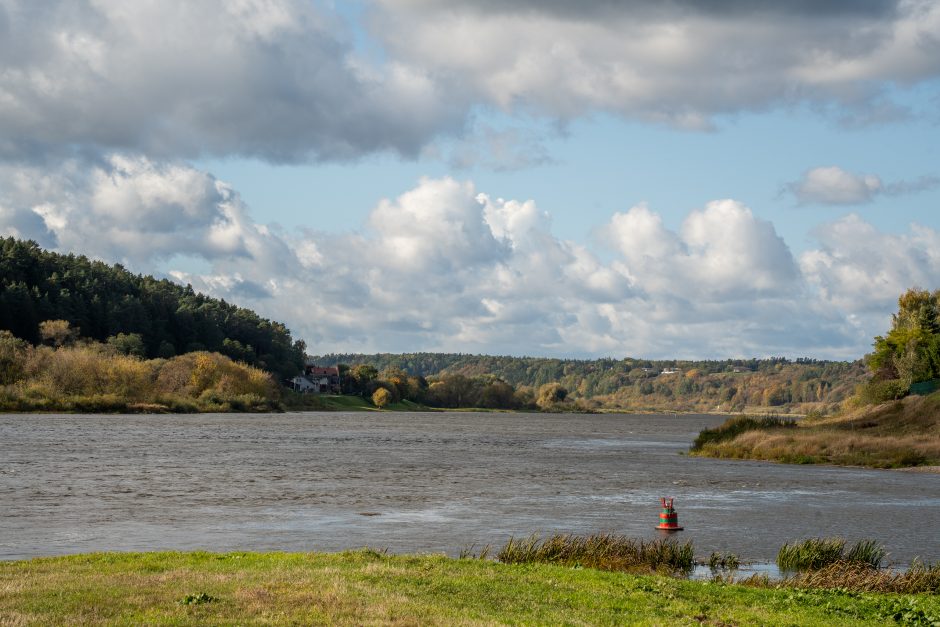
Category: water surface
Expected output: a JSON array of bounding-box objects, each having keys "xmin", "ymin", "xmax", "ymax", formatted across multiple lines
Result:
[{"xmin": 1, "ymin": 412, "xmax": 937, "ymax": 564}]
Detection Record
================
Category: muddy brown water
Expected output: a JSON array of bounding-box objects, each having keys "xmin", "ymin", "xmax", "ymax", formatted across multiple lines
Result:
[{"xmin": 1, "ymin": 412, "xmax": 937, "ymax": 565}]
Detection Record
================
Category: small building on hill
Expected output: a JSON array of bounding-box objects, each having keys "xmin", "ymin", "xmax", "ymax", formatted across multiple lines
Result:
[
  {"xmin": 288, "ymin": 365, "xmax": 342, "ymax": 394},
  {"xmin": 305, "ymin": 365, "xmax": 342, "ymax": 394},
  {"xmin": 289, "ymin": 375, "xmax": 318, "ymax": 393}
]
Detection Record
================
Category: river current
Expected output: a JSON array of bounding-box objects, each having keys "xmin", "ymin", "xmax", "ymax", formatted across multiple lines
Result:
[{"xmin": 1, "ymin": 412, "xmax": 937, "ymax": 564}]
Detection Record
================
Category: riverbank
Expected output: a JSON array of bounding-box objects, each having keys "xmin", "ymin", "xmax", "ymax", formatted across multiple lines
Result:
[
  {"xmin": 690, "ymin": 392, "xmax": 940, "ymax": 469},
  {"xmin": 2, "ymin": 551, "xmax": 937, "ymax": 625}
]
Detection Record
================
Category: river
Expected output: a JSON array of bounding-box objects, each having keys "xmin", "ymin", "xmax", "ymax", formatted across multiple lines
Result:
[{"xmin": 1, "ymin": 411, "xmax": 937, "ymax": 565}]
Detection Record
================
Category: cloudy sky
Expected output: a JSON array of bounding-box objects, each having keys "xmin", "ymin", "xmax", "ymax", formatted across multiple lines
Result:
[{"xmin": 1, "ymin": 0, "xmax": 939, "ymax": 359}]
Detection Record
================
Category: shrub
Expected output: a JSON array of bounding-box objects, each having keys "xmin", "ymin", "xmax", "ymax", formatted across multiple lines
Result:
[{"xmin": 860, "ymin": 378, "xmax": 908, "ymax": 404}]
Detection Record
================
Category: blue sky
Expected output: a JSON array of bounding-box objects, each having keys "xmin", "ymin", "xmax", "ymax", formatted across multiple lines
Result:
[
  {"xmin": 1, "ymin": 0, "xmax": 939, "ymax": 359},
  {"xmin": 200, "ymin": 98, "xmax": 940, "ymax": 250}
]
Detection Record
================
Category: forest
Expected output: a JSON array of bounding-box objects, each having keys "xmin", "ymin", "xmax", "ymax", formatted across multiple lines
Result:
[
  {"xmin": 0, "ymin": 238, "xmax": 305, "ymax": 379},
  {"xmin": 314, "ymin": 353, "xmax": 867, "ymax": 414}
]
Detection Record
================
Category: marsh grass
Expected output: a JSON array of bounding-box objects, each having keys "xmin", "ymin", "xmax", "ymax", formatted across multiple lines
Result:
[
  {"xmin": 743, "ymin": 560, "xmax": 940, "ymax": 595},
  {"xmin": 497, "ymin": 533, "xmax": 695, "ymax": 573},
  {"xmin": 690, "ymin": 415, "xmax": 796, "ymax": 451},
  {"xmin": 707, "ymin": 551, "xmax": 740, "ymax": 571},
  {"xmin": 777, "ymin": 538, "xmax": 886, "ymax": 571},
  {"xmin": 691, "ymin": 393, "xmax": 940, "ymax": 469}
]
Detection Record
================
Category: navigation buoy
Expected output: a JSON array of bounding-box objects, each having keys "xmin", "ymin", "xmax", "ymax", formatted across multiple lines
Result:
[{"xmin": 656, "ymin": 497, "xmax": 683, "ymax": 531}]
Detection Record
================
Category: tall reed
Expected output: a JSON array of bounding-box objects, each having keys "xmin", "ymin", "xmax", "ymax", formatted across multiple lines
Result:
[
  {"xmin": 777, "ymin": 537, "xmax": 885, "ymax": 571},
  {"xmin": 497, "ymin": 533, "xmax": 694, "ymax": 573}
]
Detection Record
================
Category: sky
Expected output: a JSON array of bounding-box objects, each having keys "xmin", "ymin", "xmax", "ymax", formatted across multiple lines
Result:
[{"xmin": 1, "ymin": 0, "xmax": 939, "ymax": 360}]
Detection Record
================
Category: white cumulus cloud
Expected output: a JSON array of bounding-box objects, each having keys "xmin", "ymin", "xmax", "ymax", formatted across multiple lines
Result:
[
  {"xmin": 787, "ymin": 165, "xmax": 939, "ymax": 205},
  {"xmin": 0, "ymin": 0, "xmax": 462, "ymax": 163},
  {"xmin": 1, "ymin": 158, "xmax": 934, "ymax": 360},
  {"xmin": 371, "ymin": 0, "xmax": 940, "ymax": 128}
]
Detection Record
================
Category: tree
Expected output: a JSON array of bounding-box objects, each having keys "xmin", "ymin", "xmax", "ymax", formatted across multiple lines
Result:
[
  {"xmin": 39, "ymin": 319, "xmax": 78, "ymax": 347},
  {"xmin": 372, "ymin": 387, "xmax": 392, "ymax": 408},
  {"xmin": 107, "ymin": 332, "xmax": 146, "ymax": 357},
  {"xmin": 481, "ymin": 380, "xmax": 516, "ymax": 409},
  {"xmin": 537, "ymin": 382, "xmax": 568, "ymax": 409},
  {"xmin": 867, "ymin": 288, "xmax": 940, "ymax": 385},
  {"xmin": 347, "ymin": 364, "xmax": 378, "ymax": 396},
  {"xmin": 0, "ymin": 330, "xmax": 29, "ymax": 384}
]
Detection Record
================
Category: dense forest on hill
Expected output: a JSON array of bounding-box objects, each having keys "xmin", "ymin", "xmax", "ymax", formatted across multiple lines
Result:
[
  {"xmin": 0, "ymin": 238, "xmax": 305, "ymax": 379},
  {"xmin": 312, "ymin": 352, "xmax": 867, "ymax": 414}
]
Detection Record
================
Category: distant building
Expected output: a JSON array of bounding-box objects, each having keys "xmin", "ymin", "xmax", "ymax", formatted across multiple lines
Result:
[
  {"xmin": 289, "ymin": 375, "xmax": 318, "ymax": 393},
  {"xmin": 289, "ymin": 365, "xmax": 342, "ymax": 394},
  {"xmin": 305, "ymin": 365, "xmax": 342, "ymax": 394},
  {"xmin": 660, "ymin": 368, "xmax": 680, "ymax": 375}
]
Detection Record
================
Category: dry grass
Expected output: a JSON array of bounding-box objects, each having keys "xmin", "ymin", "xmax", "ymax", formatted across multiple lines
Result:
[
  {"xmin": 743, "ymin": 560, "xmax": 940, "ymax": 594},
  {"xmin": 691, "ymin": 392, "xmax": 940, "ymax": 468},
  {"xmin": 0, "ymin": 343, "xmax": 281, "ymax": 413}
]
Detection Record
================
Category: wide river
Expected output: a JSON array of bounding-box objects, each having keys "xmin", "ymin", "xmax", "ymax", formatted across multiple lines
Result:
[{"xmin": 1, "ymin": 412, "xmax": 937, "ymax": 564}]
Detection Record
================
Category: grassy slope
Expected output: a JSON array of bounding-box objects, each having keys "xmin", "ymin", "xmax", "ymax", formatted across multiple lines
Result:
[
  {"xmin": 2, "ymin": 551, "xmax": 935, "ymax": 626},
  {"xmin": 692, "ymin": 391, "xmax": 940, "ymax": 469}
]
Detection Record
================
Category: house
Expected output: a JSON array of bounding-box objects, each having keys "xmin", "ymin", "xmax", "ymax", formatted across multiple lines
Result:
[
  {"xmin": 289, "ymin": 375, "xmax": 318, "ymax": 393},
  {"xmin": 288, "ymin": 365, "xmax": 342, "ymax": 394},
  {"xmin": 304, "ymin": 365, "xmax": 342, "ymax": 394},
  {"xmin": 660, "ymin": 368, "xmax": 680, "ymax": 375}
]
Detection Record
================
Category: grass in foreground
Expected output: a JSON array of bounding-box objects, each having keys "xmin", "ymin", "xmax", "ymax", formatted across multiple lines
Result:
[
  {"xmin": 689, "ymin": 392, "xmax": 940, "ymax": 469},
  {"xmin": 3, "ymin": 551, "xmax": 939, "ymax": 626}
]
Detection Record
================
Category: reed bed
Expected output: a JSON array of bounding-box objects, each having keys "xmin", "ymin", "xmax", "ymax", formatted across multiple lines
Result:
[
  {"xmin": 777, "ymin": 537, "xmax": 886, "ymax": 571},
  {"xmin": 496, "ymin": 533, "xmax": 694, "ymax": 573},
  {"xmin": 690, "ymin": 415, "xmax": 795, "ymax": 451},
  {"xmin": 742, "ymin": 560, "xmax": 940, "ymax": 594}
]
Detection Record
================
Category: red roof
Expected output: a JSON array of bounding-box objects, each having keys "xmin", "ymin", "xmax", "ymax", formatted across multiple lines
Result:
[{"xmin": 306, "ymin": 366, "xmax": 339, "ymax": 376}]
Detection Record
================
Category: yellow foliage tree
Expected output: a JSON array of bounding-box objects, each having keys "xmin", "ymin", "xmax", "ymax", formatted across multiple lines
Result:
[{"xmin": 372, "ymin": 387, "xmax": 392, "ymax": 408}]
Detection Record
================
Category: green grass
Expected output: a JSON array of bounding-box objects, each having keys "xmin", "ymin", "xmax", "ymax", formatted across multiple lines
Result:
[{"xmin": 2, "ymin": 551, "xmax": 938, "ymax": 626}]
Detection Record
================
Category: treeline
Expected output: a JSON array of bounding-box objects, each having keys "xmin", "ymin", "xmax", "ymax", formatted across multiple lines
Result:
[
  {"xmin": 863, "ymin": 288, "xmax": 940, "ymax": 403},
  {"xmin": 0, "ymin": 330, "xmax": 280, "ymax": 413},
  {"xmin": 0, "ymin": 238, "xmax": 305, "ymax": 379},
  {"xmin": 313, "ymin": 353, "xmax": 866, "ymax": 414},
  {"xmin": 337, "ymin": 364, "xmax": 578, "ymax": 411}
]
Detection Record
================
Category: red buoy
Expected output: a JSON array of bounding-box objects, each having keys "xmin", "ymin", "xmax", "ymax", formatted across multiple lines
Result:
[{"xmin": 656, "ymin": 497, "xmax": 683, "ymax": 531}]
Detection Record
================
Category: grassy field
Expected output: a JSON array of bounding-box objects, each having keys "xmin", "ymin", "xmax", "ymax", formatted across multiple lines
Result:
[
  {"xmin": 2, "ymin": 551, "xmax": 939, "ymax": 625},
  {"xmin": 690, "ymin": 391, "xmax": 940, "ymax": 469}
]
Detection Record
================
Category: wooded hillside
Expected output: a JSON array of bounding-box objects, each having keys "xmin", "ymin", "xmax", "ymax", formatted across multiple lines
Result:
[
  {"xmin": 312, "ymin": 352, "xmax": 867, "ymax": 414},
  {"xmin": 0, "ymin": 238, "xmax": 305, "ymax": 379}
]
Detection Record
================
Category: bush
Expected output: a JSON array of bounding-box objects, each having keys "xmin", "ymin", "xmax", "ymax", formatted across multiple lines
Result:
[{"xmin": 860, "ymin": 378, "xmax": 908, "ymax": 404}]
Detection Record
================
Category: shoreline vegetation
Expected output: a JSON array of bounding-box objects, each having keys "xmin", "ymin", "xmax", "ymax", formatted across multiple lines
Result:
[
  {"xmin": 689, "ymin": 394, "xmax": 940, "ymax": 470},
  {"xmin": 690, "ymin": 289, "xmax": 940, "ymax": 471},
  {"xmin": 2, "ymin": 539, "xmax": 937, "ymax": 625}
]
